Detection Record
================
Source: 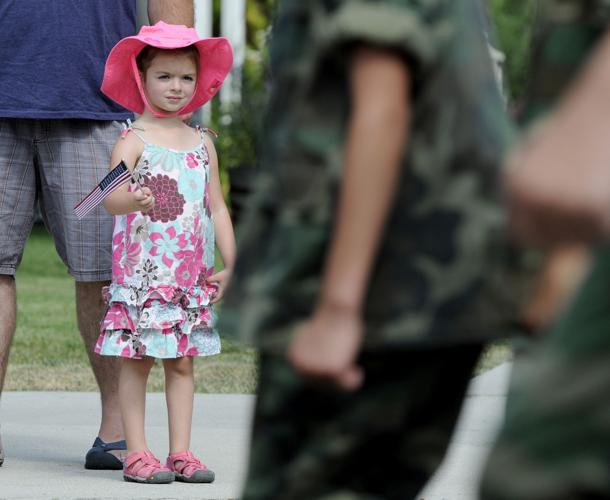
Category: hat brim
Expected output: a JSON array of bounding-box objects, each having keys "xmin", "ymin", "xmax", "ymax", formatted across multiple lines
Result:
[{"xmin": 101, "ymin": 35, "xmax": 233, "ymax": 115}]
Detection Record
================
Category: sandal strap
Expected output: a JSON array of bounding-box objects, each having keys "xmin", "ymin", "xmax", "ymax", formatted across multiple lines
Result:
[
  {"xmin": 124, "ymin": 451, "xmax": 167, "ymax": 477},
  {"xmin": 91, "ymin": 437, "xmax": 127, "ymax": 451},
  {"xmin": 168, "ymin": 451, "xmax": 208, "ymax": 475}
]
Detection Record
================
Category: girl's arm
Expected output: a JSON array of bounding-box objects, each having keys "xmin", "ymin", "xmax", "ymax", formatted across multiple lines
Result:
[
  {"xmin": 205, "ymin": 135, "xmax": 236, "ymax": 302},
  {"xmin": 103, "ymin": 133, "xmax": 154, "ymax": 215}
]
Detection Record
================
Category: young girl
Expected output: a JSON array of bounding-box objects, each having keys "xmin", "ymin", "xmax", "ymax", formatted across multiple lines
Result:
[{"xmin": 95, "ymin": 22, "xmax": 234, "ymax": 484}]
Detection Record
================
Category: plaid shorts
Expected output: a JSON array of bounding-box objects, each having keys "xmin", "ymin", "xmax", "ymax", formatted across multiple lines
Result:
[{"xmin": 0, "ymin": 118, "xmax": 122, "ymax": 281}]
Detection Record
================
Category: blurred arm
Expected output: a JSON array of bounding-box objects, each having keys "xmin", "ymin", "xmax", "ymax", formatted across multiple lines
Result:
[
  {"xmin": 507, "ymin": 29, "xmax": 610, "ymax": 244},
  {"xmin": 319, "ymin": 46, "xmax": 411, "ymax": 313},
  {"xmin": 288, "ymin": 46, "xmax": 411, "ymax": 390},
  {"xmin": 521, "ymin": 246, "xmax": 590, "ymax": 332}
]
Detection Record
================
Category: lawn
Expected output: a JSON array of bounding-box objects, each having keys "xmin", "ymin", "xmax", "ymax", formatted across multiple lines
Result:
[
  {"xmin": 5, "ymin": 225, "xmax": 257, "ymax": 393},
  {"xmin": 5, "ymin": 226, "xmax": 510, "ymax": 392}
]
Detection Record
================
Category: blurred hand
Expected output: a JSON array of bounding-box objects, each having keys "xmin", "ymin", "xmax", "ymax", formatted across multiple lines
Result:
[
  {"xmin": 506, "ymin": 104, "xmax": 610, "ymax": 246},
  {"xmin": 520, "ymin": 246, "xmax": 590, "ymax": 332},
  {"xmin": 207, "ymin": 268, "xmax": 232, "ymax": 303},
  {"xmin": 288, "ymin": 304, "xmax": 364, "ymax": 391},
  {"xmin": 133, "ymin": 187, "xmax": 155, "ymax": 214}
]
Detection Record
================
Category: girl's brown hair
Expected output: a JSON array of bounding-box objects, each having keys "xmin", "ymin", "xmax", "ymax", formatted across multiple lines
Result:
[{"xmin": 136, "ymin": 46, "xmax": 200, "ymax": 74}]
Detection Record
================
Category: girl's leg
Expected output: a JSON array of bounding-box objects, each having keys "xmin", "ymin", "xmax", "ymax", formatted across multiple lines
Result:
[
  {"xmin": 120, "ymin": 357, "xmax": 155, "ymax": 453},
  {"xmin": 163, "ymin": 357, "xmax": 194, "ymax": 453},
  {"xmin": 163, "ymin": 357, "xmax": 214, "ymax": 483}
]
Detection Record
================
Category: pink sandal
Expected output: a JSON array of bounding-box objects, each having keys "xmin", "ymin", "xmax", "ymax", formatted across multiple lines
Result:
[
  {"xmin": 123, "ymin": 450, "xmax": 175, "ymax": 484},
  {"xmin": 166, "ymin": 451, "xmax": 215, "ymax": 483}
]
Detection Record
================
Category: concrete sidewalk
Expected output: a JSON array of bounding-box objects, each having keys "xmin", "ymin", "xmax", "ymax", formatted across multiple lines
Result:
[
  {"xmin": 0, "ymin": 363, "xmax": 512, "ymax": 499},
  {"xmin": 418, "ymin": 362, "xmax": 512, "ymax": 499}
]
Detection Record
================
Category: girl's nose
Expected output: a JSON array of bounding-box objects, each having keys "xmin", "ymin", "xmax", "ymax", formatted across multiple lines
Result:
[{"xmin": 170, "ymin": 78, "xmax": 182, "ymax": 91}]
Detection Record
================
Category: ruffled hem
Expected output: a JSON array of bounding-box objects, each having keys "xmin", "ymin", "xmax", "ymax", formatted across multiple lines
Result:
[
  {"xmin": 101, "ymin": 282, "xmax": 217, "ymax": 335},
  {"xmin": 95, "ymin": 327, "xmax": 221, "ymax": 359}
]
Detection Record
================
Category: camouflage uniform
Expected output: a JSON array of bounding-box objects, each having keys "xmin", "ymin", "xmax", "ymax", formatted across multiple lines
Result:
[
  {"xmin": 222, "ymin": 0, "xmax": 513, "ymax": 498},
  {"xmin": 480, "ymin": 2, "xmax": 610, "ymax": 499}
]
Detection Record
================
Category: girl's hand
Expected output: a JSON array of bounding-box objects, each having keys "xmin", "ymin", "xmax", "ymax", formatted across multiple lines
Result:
[
  {"xmin": 133, "ymin": 187, "xmax": 155, "ymax": 214},
  {"xmin": 207, "ymin": 268, "xmax": 232, "ymax": 303}
]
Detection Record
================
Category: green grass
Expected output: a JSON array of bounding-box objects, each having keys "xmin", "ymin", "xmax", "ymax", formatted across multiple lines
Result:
[
  {"xmin": 5, "ymin": 225, "xmax": 256, "ymax": 393},
  {"xmin": 476, "ymin": 341, "xmax": 513, "ymax": 375},
  {"xmin": 5, "ymin": 226, "xmax": 510, "ymax": 392}
]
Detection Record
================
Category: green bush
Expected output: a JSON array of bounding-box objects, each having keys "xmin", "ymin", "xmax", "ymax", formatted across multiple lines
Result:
[{"xmin": 489, "ymin": 0, "xmax": 538, "ymax": 102}]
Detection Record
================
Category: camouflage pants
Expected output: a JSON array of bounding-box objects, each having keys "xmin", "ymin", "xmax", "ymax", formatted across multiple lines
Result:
[
  {"xmin": 480, "ymin": 247, "xmax": 610, "ymax": 499},
  {"xmin": 242, "ymin": 345, "xmax": 483, "ymax": 500}
]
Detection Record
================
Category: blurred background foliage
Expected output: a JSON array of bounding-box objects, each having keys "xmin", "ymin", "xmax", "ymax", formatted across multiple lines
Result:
[
  {"xmin": 209, "ymin": 0, "xmax": 274, "ymax": 221},
  {"xmin": 211, "ymin": 0, "xmax": 539, "ymax": 170},
  {"xmin": 211, "ymin": 0, "xmax": 273, "ymax": 168},
  {"xmin": 488, "ymin": 0, "xmax": 539, "ymax": 104},
  {"xmin": 208, "ymin": 0, "xmax": 542, "ymax": 213}
]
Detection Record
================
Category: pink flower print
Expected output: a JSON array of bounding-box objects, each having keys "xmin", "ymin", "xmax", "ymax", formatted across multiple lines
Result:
[
  {"xmin": 112, "ymin": 222, "xmax": 142, "ymax": 283},
  {"xmin": 146, "ymin": 174, "xmax": 185, "ymax": 223},
  {"xmin": 199, "ymin": 307, "xmax": 213, "ymax": 326},
  {"xmin": 196, "ymin": 266, "xmax": 214, "ymax": 288},
  {"xmin": 123, "ymin": 242, "xmax": 141, "ymax": 276},
  {"xmin": 185, "ymin": 152, "xmax": 198, "ymax": 169},
  {"xmin": 188, "ymin": 219, "xmax": 205, "ymax": 261},
  {"xmin": 171, "ymin": 289, "xmax": 190, "ymax": 308},
  {"xmin": 177, "ymin": 332, "xmax": 190, "ymax": 355},
  {"xmin": 149, "ymin": 224, "xmax": 188, "ymax": 268},
  {"xmin": 175, "ymin": 252, "xmax": 201, "ymax": 288},
  {"xmin": 185, "ymin": 346, "xmax": 199, "ymax": 356},
  {"xmin": 102, "ymin": 305, "xmax": 134, "ymax": 331},
  {"xmin": 125, "ymin": 212, "xmax": 137, "ymax": 234},
  {"xmin": 115, "ymin": 244, "xmax": 141, "ymax": 284},
  {"xmin": 112, "ymin": 232, "xmax": 125, "ymax": 283}
]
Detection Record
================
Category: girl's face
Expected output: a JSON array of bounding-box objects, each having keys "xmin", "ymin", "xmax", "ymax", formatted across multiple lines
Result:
[{"xmin": 142, "ymin": 52, "xmax": 197, "ymax": 114}]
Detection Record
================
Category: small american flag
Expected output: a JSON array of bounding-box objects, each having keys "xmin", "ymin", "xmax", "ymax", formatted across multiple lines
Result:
[{"xmin": 74, "ymin": 161, "xmax": 132, "ymax": 220}]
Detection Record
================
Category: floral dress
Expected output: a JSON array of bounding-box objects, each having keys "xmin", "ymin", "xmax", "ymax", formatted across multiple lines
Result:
[{"xmin": 95, "ymin": 125, "xmax": 220, "ymax": 359}]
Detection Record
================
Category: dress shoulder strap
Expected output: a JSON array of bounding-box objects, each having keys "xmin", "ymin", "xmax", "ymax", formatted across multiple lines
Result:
[
  {"xmin": 196, "ymin": 125, "xmax": 218, "ymax": 141},
  {"xmin": 120, "ymin": 119, "xmax": 147, "ymax": 144}
]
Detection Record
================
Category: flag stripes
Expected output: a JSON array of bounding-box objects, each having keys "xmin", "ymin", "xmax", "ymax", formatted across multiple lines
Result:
[{"xmin": 74, "ymin": 161, "xmax": 132, "ymax": 220}]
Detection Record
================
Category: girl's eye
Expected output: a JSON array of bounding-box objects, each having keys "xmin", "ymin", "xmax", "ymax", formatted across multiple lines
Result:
[
  {"xmin": 183, "ymin": 76, "xmax": 195, "ymax": 82},
  {"xmin": 158, "ymin": 75, "xmax": 169, "ymax": 80}
]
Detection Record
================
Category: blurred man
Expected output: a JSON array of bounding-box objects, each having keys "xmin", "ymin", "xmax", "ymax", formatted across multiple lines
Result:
[{"xmin": 223, "ymin": 1, "xmax": 515, "ymax": 497}]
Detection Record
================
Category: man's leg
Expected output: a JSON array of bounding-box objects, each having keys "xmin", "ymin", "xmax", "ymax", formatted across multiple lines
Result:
[
  {"xmin": 0, "ymin": 277, "xmax": 16, "ymax": 397},
  {"xmin": 36, "ymin": 119, "xmax": 125, "ymax": 468},
  {"xmin": 0, "ymin": 276, "xmax": 16, "ymax": 466},
  {"xmin": 0, "ymin": 118, "xmax": 38, "ymax": 467},
  {"xmin": 242, "ymin": 346, "xmax": 482, "ymax": 500},
  {"xmin": 75, "ymin": 281, "xmax": 123, "ymax": 445}
]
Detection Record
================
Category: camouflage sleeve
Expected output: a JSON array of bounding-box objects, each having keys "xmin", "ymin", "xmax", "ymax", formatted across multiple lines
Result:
[{"xmin": 315, "ymin": 1, "xmax": 444, "ymax": 75}]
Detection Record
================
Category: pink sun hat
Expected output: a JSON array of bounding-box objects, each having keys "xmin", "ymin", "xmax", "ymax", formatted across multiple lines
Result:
[{"xmin": 101, "ymin": 21, "xmax": 233, "ymax": 116}]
